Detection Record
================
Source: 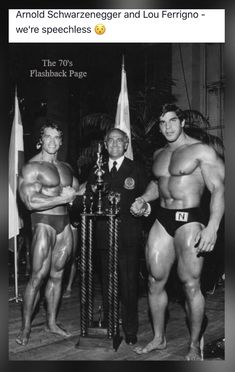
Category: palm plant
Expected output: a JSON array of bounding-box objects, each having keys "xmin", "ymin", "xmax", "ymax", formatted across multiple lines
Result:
[
  {"xmin": 183, "ymin": 109, "xmax": 224, "ymax": 158},
  {"xmin": 75, "ymin": 79, "xmax": 175, "ymax": 178},
  {"xmin": 76, "ymin": 113, "xmax": 114, "ymax": 180},
  {"xmin": 75, "ymin": 71, "xmax": 224, "ymax": 180}
]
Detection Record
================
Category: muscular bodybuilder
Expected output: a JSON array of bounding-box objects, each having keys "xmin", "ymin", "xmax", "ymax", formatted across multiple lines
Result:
[
  {"xmin": 130, "ymin": 104, "xmax": 224, "ymax": 360},
  {"xmin": 16, "ymin": 122, "xmax": 78, "ymax": 346}
]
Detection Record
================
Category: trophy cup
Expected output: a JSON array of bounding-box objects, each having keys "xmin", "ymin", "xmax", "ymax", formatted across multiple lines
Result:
[
  {"xmin": 108, "ymin": 191, "xmax": 121, "ymax": 215},
  {"xmin": 91, "ymin": 142, "xmax": 109, "ymax": 214}
]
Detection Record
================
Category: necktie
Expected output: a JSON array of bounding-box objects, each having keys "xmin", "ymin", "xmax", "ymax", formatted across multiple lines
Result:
[{"xmin": 110, "ymin": 161, "xmax": 117, "ymax": 176}]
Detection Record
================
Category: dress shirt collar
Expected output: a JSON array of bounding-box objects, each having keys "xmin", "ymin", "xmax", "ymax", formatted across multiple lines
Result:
[{"xmin": 108, "ymin": 156, "xmax": 125, "ymax": 171}]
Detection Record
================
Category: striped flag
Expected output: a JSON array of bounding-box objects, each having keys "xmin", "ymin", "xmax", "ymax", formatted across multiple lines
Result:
[
  {"xmin": 9, "ymin": 89, "xmax": 24, "ymax": 240},
  {"xmin": 115, "ymin": 58, "xmax": 133, "ymax": 160}
]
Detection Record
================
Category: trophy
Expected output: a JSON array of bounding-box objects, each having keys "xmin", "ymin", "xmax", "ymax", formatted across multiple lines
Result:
[
  {"xmin": 108, "ymin": 191, "xmax": 121, "ymax": 215},
  {"xmin": 91, "ymin": 142, "xmax": 109, "ymax": 214}
]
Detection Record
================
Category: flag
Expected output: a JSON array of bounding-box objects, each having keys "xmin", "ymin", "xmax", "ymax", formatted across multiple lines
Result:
[
  {"xmin": 115, "ymin": 58, "xmax": 133, "ymax": 160},
  {"xmin": 9, "ymin": 89, "xmax": 24, "ymax": 240}
]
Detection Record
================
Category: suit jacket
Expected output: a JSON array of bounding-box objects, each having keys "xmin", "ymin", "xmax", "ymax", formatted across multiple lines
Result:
[{"xmin": 86, "ymin": 157, "xmax": 148, "ymax": 253}]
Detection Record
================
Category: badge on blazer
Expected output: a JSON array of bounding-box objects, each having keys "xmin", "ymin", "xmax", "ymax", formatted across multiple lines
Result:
[{"xmin": 124, "ymin": 177, "xmax": 135, "ymax": 190}]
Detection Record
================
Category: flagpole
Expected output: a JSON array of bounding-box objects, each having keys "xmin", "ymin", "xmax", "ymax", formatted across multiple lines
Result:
[
  {"xmin": 9, "ymin": 88, "xmax": 23, "ymax": 303},
  {"xmin": 9, "ymin": 235, "xmax": 22, "ymax": 302},
  {"xmin": 9, "ymin": 164, "xmax": 22, "ymax": 303}
]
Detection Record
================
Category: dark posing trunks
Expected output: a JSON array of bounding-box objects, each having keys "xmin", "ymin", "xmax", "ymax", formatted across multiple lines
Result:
[
  {"xmin": 31, "ymin": 213, "xmax": 70, "ymax": 235},
  {"xmin": 157, "ymin": 206, "xmax": 206, "ymax": 237}
]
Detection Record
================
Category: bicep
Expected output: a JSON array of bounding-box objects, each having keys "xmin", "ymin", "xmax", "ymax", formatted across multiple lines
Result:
[
  {"xmin": 200, "ymin": 148, "xmax": 225, "ymax": 192},
  {"xmin": 18, "ymin": 176, "xmax": 42, "ymax": 207}
]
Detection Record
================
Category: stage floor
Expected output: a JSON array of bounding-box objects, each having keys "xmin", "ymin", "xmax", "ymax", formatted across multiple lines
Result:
[{"xmin": 8, "ymin": 275, "xmax": 224, "ymax": 361}]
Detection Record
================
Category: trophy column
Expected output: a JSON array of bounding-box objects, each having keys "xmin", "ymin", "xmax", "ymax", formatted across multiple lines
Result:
[
  {"xmin": 107, "ymin": 192, "xmax": 121, "ymax": 350},
  {"xmin": 75, "ymin": 144, "xmax": 122, "ymax": 351}
]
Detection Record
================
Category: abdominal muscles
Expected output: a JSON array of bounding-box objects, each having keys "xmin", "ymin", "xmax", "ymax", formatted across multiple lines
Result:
[{"xmin": 159, "ymin": 172, "xmax": 204, "ymax": 209}]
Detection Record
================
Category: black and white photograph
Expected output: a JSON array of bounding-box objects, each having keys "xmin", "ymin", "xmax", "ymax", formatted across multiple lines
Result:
[{"xmin": 8, "ymin": 42, "xmax": 225, "ymax": 361}]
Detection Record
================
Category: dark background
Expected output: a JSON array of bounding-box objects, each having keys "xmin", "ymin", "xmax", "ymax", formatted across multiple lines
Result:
[
  {"xmin": 8, "ymin": 42, "xmax": 172, "ymax": 173},
  {"xmin": 1, "ymin": 0, "xmax": 234, "ymax": 372}
]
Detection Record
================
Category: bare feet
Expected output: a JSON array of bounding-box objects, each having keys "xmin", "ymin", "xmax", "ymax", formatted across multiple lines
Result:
[
  {"xmin": 185, "ymin": 345, "xmax": 203, "ymax": 361},
  {"xmin": 45, "ymin": 323, "xmax": 71, "ymax": 338},
  {"xmin": 134, "ymin": 338, "xmax": 167, "ymax": 354},
  {"xmin": 63, "ymin": 289, "xmax": 72, "ymax": 299},
  {"xmin": 15, "ymin": 328, "xmax": 30, "ymax": 346}
]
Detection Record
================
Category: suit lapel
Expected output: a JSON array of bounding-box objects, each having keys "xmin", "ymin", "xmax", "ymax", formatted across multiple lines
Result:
[
  {"xmin": 117, "ymin": 157, "xmax": 132, "ymax": 179},
  {"xmin": 103, "ymin": 157, "xmax": 133, "ymax": 188}
]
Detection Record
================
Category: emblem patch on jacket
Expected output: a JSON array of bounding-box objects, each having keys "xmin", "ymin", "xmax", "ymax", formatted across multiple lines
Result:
[{"xmin": 124, "ymin": 177, "xmax": 135, "ymax": 190}]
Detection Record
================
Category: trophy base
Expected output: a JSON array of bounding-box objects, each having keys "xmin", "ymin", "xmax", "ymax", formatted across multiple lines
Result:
[{"xmin": 75, "ymin": 331, "xmax": 123, "ymax": 351}]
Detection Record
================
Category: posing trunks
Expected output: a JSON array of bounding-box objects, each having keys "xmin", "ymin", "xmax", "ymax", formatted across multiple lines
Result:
[
  {"xmin": 157, "ymin": 206, "xmax": 206, "ymax": 237},
  {"xmin": 31, "ymin": 213, "xmax": 70, "ymax": 235}
]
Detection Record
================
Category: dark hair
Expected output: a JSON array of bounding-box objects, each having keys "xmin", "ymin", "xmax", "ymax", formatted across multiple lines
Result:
[
  {"xmin": 40, "ymin": 121, "xmax": 63, "ymax": 141},
  {"xmin": 159, "ymin": 104, "xmax": 185, "ymax": 122},
  {"xmin": 36, "ymin": 121, "xmax": 63, "ymax": 150},
  {"xmin": 104, "ymin": 128, "xmax": 129, "ymax": 144}
]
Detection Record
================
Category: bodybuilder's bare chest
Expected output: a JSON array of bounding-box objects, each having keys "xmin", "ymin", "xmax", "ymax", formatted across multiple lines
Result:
[
  {"xmin": 36, "ymin": 162, "xmax": 72, "ymax": 187},
  {"xmin": 153, "ymin": 148, "xmax": 200, "ymax": 178}
]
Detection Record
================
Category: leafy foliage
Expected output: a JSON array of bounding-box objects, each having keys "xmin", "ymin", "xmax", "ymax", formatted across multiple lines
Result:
[{"xmin": 76, "ymin": 88, "xmax": 224, "ymax": 181}]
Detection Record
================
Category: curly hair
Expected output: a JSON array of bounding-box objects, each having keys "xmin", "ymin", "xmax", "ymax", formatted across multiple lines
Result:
[
  {"xmin": 159, "ymin": 104, "xmax": 185, "ymax": 122},
  {"xmin": 40, "ymin": 121, "xmax": 63, "ymax": 141}
]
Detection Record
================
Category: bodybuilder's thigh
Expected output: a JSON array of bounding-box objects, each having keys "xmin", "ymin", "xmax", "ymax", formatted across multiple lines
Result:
[
  {"xmin": 146, "ymin": 219, "xmax": 175, "ymax": 281},
  {"xmin": 51, "ymin": 224, "xmax": 73, "ymax": 271},
  {"xmin": 31, "ymin": 224, "xmax": 56, "ymax": 274}
]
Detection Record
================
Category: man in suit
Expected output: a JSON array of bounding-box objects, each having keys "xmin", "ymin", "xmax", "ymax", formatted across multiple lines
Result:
[{"xmin": 86, "ymin": 128, "xmax": 148, "ymax": 345}]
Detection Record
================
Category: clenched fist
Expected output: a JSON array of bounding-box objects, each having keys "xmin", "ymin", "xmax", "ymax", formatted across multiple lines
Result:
[
  {"xmin": 130, "ymin": 197, "xmax": 148, "ymax": 216},
  {"xmin": 60, "ymin": 186, "xmax": 77, "ymax": 204}
]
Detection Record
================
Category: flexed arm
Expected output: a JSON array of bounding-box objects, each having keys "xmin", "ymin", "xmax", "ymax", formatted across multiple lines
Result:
[
  {"xmin": 18, "ymin": 163, "xmax": 76, "ymax": 211},
  {"xmin": 72, "ymin": 176, "xmax": 87, "ymax": 195}
]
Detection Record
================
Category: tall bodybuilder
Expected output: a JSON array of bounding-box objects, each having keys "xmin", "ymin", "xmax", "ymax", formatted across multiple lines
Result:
[
  {"xmin": 16, "ymin": 122, "xmax": 78, "ymax": 346},
  {"xmin": 131, "ymin": 104, "xmax": 224, "ymax": 360}
]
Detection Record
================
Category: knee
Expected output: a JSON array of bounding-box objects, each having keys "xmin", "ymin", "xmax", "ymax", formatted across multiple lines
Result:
[
  {"xmin": 183, "ymin": 281, "xmax": 201, "ymax": 299},
  {"xmin": 147, "ymin": 275, "xmax": 163, "ymax": 295},
  {"xmin": 30, "ymin": 272, "xmax": 45, "ymax": 290},
  {"xmin": 50, "ymin": 269, "xmax": 63, "ymax": 283}
]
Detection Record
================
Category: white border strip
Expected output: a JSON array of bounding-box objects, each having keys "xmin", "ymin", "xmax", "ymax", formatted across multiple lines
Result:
[{"xmin": 9, "ymin": 9, "xmax": 225, "ymax": 43}]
